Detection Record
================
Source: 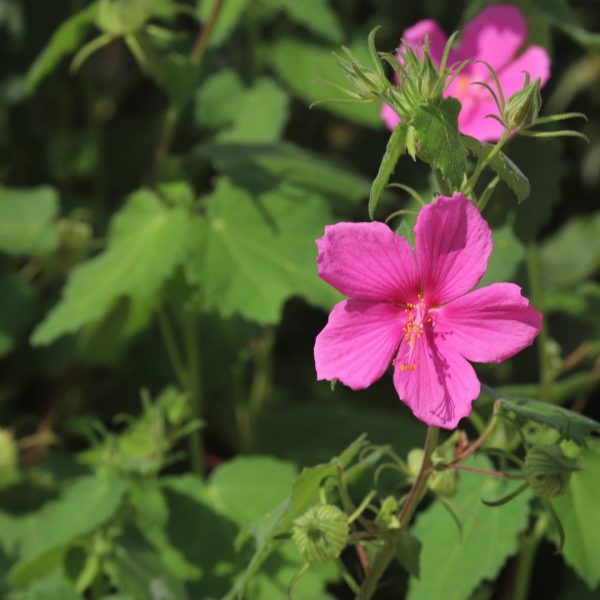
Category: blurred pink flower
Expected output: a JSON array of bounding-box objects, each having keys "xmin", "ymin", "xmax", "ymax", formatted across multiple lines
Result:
[
  {"xmin": 314, "ymin": 194, "xmax": 541, "ymax": 429},
  {"xmin": 381, "ymin": 4, "xmax": 551, "ymax": 141}
]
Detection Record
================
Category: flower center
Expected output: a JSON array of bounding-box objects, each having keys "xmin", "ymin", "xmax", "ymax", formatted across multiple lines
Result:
[{"xmin": 403, "ymin": 296, "xmax": 433, "ymax": 344}]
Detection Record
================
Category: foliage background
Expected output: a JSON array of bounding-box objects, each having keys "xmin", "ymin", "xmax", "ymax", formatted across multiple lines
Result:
[{"xmin": 0, "ymin": 0, "xmax": 599, "ymax": 598}]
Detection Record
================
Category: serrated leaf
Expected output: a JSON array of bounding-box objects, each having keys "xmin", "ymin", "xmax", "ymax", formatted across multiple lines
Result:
[
  {"xmin": 0, "ymin": 186, "xmax": 59, "ymax": 256},
  {"xmin": 26, "ymin": 4, "xmax": 98, "ymax": 92},
  {"xmin": 267, "ymin": 0, "xmax": 343, "ymax": 43},
  {"xmin": 369, "ymin": 125, "xmax": 406, "ymax": 219},
  {"xmin": 485, "ymin": 385, "xmax": 600, "ymax": 447},
  {"xmin": 31, "ymin": 190, "xmax": 190, "ymax": 345},
  {"xmin": 197, "ymin": 141, "xmax": 372, "ymax": 205},
  {"xmin": 553, "ymin": 441, "xmax": 600, "ymax": 590},
  {"xmin": 10, "ymin": 476, "xmax": 126, "ymax": 587},
  {"xmin": 197, "ymin": 0, "xmax": 250, "ymax": 48},
  {"xmin": 411, "ymin": 99, "xmax": 466, "ymax": 189},
  {"xmin": 270, "ymin": 37, "xmax": 382, "ymax": 127},
  {"xmin": 218, "ymin": 78, "xmax": 288, "ymax": 143},
  {"xmin": 408, "ymin": 456, "xmax": 531, "ymax": 600},
  {"xmin": 462, "ymin": 135, "xmax": 530, "ymax": 203},
  {"xmin": 185, "ymin": 178, "xmax": 339, "ymax": 323}
]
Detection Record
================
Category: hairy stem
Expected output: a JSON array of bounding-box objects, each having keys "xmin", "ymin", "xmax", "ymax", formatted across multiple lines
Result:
[
  {"xmin": 465, "ymin": 130, "xmax": 510, "ymax": 197},
  {"xmin": 358, "ymin": 427, "xmax": 439, "ymax": 599}
]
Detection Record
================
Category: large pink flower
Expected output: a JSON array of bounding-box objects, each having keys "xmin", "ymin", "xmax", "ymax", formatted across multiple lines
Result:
[
  {"xmin": 314, "ymin": 194, "xmax": 541, "ymax": 429},
  {"xmin": 381, "ymin": 4, "xmax": 551, "ymax": 141}
]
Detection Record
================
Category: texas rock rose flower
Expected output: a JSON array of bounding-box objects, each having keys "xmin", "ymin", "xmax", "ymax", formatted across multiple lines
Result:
[
  {"xmin": 314, "ymin": 194, "xmax": 542, "ymax": 429},
  {"xmin": 381, "ymin": 4, "xmax": 551, "ymax": 141}
]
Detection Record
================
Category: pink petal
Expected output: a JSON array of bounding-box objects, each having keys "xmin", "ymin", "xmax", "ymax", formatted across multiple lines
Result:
[
  {"xmin": 457, "ymin": 93, "xmax": 507, "ymax": 142},
  {"xmin": 498, "ymin": 45, "xmax": 552, "ymax": 99},
  {"xmin": 317, "ymin": 222, "xmax": 420, "ymax": 302},
  {"xmin": 393, "ymin": 329, "xmax": 480, "ymax": 429},
  {"xmin": 457, "ymin": 4, "xmax": 528, "ymax": 76},
  {"xmin": 434, "ymin": 283, "xmax": 542, "ymax": 363},
  {"xmin": 402, "ymin": 19, "xmax": 449, "ymax": 64},
  {"xmin": 415, "ymin": 194, "xmax": 492, "ymax": 306},
  {"xmin": 381, "ymin": 102, "xmax": 400, "ymax": 130},
  {"xmin": 315, "ymin": 299, "xmax": 407, "ymax": 390}
]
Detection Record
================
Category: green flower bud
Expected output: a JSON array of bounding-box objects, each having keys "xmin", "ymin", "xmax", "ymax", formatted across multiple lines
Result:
[
  {"xmin": 429, "ymin": 467, "xmax": 460, "ymax": 498},
  {"xmin": 407, "ymin": 448, "xmax": 424, "ymax": 477},
  {"xmin": 418, "ymin": 53, "xmax": 442, "ymax": 101},
  {"xmin": 504, "ymin": 74, "xmax": 542, "ymax": 132},
  {"xmin": 292, "ymin": 504, "xmax": 349, "ymax": 564},
  {"xmin": 374, "ymin": 496, "xmax": 400, "ymax": 529},
  {"xmin": 96, "ymin": 0, "xmax": 154, "ymax": 36},
  {"xmin": 524, "ymin": 445, "xmax": 579, "ymax": 498}
]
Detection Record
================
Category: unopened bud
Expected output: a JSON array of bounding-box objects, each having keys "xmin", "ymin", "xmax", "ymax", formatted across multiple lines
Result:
[
  {"xmin": 96, "ymin": 0, "xmax": 153, "ymax": 36},
  {"xmin": 524, "ymin": 445, "xmax": 579, "ymax": 498},
  {"xmin": 429, "ymin": 466, "xmax": 459, "ymax": 498},
  {"xmin": 504, "ymin": 74, "xmax": 542, "ymax": 132},
  {"xmin": 292, "ymin": 504, "xmax": 349, "ymax": 564},
  {"xmin": 407, "ymin": 448, "xmax": 424, "ymax": 477},
  {"xmin": 374, "ymin": 496, "xmax": 400, "ymax": 529},
  {"xmin": 0, "ymin": 428, "xmax": 19, "ymax": 489},
  {"xmin": 418, "ymin": 53, "xmax": 441, "ymax": 101}
]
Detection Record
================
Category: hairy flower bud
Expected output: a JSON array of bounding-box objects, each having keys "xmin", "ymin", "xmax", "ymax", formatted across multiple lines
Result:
[
  {"xmin": 504, "ymin": 74, "xmax": 542, "ymax": 132},
  {"xmin": 292, "ymin": 504, "xmax": 349, "ymax": 564},
  {"xmin": 97, "ymin": 0, "xmax": 154, "ymax": 36},
  {"xmin": 524, "ymin": 445, "xmax": 579, "ymax": 498}
]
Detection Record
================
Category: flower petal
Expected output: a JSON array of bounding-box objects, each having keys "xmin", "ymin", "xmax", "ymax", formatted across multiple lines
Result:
[
  {"xmin": 457, "ymin": 4, "xmax": 528, "ymax": 75},
  {"xmin": 315, "ymin": 299, "xmax": 407, "ymax": 390},
  {"xmin": 393, "ymin": 329, "xmax": 480, "ymax": 429},
  {"xmin": 434, "ymin": 283, "xmax": 542, "ymax": 363},
  {"xmin": 317, "ymin": 222, "xmax": 420, "ymax": 302},
  {"xmin": 498, "ymin": 45, "xmax": 551, "ymax": 99},
  {"xmin": 402, "ymin": 18, "xmax": 449, "ymax": 64},
  {"xmin": 415, "ymin": 193, "xmax": 492, "ymax": 306},
  {"xmin": 381, "ymin": 102, "xmax": 400, "ymax": 130}
]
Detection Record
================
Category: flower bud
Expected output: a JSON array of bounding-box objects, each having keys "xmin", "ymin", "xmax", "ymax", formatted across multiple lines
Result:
[
  {"xmin": 333, "ymin": 51, "xmax": 387, "ymax": 101},
  {"xmin": 524, "ymin": 445, "xmax": 579, "ymax": 498},
  {"xmin": 504, "ymin": 74, "xmax": 542, "ymax": 132},
  {"xmin": 418, "ymin": 53, "xmax": 442, "ymax": 101},
  {"xmin": 292, "ymin": 504, "xmax": 349, "ymax": 564},
  {"xmin": 374, "ymin": 496, "xmax": 400, "ymax": 529},
  {"xmin": 429, "ymin": 466, "xmax": 460, "ymax": 498},
  {"xmin": 407, "ymin": 448, "xmax": 424, "ymax": 477},
  {"xmin": 96, "ymin": 0, "xmax": 154, "ymax": 36},
  {"xmin": 0, "ymin": 428, "xmax": 19, "ymax": 489}
]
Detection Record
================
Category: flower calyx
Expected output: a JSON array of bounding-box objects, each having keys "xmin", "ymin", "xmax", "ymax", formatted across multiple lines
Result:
[
  {"xmin": 523, "ymin": 444, "xmax": 580, "ymax": 499},
  {"xmin": 292, "ymin": 504, "xmax": 350, "ymax": 564}
]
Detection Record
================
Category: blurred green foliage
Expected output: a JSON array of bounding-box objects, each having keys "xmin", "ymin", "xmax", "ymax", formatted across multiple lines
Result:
[{"xmin": 0, "ymin": 0, "xmax": 600, "ymax": 598}]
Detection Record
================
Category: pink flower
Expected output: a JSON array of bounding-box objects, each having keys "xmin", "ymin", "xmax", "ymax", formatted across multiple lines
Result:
[
  {"xmin": 381, "ymin": 4, "xmax": 551, "ymax": 141},
  {"xmin": 314, "ymin": 194, "xmax": 541, "ymax": 429}
]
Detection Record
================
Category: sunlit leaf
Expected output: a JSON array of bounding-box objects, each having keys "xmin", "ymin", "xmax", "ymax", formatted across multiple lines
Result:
[{"xmin": 267, "ymin": 0, "xmax": 343, "ymax": 43}]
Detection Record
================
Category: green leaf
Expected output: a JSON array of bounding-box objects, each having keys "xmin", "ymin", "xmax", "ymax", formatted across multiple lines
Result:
[
  {"xmin": 270, "ymin": 37, "xmax": 382, "ymax": 127},
  {"xmin": 408, "ymin": 456, "xmax": 531, "ymax": 600},
  {"xmin": 396, "ymin": 530, "xmax": 422, "ymax": 579},
  {"xmin": 152, "ymin": 52, "xmax": 202, "ymax": 108},
  {"xmin": 196, "ymin": 0, "xmax": 250, "ymax": 48},
  {"xmin": 478, "ymin": 222, "xmax": 526, "ymax": 287},
  {"xmin": 31, "ymin": 190, "xmax": 191, "ymax": 345},
  {"xmin": 194, "ymin": 70, "xmax": 246, "ymax": 129},
  {"xmin": 26, "ymin": 4, "xmax": 98, "ymax": 92},
  {"xmin": 0, "ymin": 275, "xmax": 35, "ymax": 357},
  {"xmin": 218, "ymin": 78, "xmax": 288, "ymax": 143},
  {"xmin": 24, "ymin": 575, "xmax": 81, "ymax": 600},
  {"xmin": 10, "ymin": 476, "xmax": 126, "ymax": 587},
  {"xmin": 104, "ymin": 527, "xmax": 188, "ymax": 600},
  {"xmin": 540, "ymin": 211, "xmax": 600, "ymax": 289},
  {"xmin": 267, "ymin": 0, "xmax": 343, "ymax": 43},
  {"xmin": 553, "ymin": 441, "xmax": 600, "ymax": 589},
  {"xmin": 226, "ymin": 437, "xmax": 364, "ymax": 598},
  {"xmin": 0, "ymin": 186, "xmax": 59, "ymax": 256},
  {"xmin": 462, "ymin": 135, "xmax": 530, "ymax": 203},
  {"xmin": 197, "ymin": 141, "xmax": 372, "ymax": 206},
  {"xmin": 485, "ymin": 386, "xmax": 600, "ymax": 447},
  {"xmin": 369, "ymin": 125, "xmax": 406, "ymax": 219},
  {"xmin": 206, "ymin": 457, "xmax": 296, "ymax": 526},
  {"xmin": 411, "ymin": 99, "xmax": 466, "ymax": 189},
  {"xmin": 185, "ymin": 178, "xmax": 339, "ymax": 323}
]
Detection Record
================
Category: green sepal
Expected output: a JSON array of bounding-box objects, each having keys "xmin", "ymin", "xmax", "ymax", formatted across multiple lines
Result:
[{"xmin": 368, "ymin": 125, "xmax": 407, "ymax": 219}]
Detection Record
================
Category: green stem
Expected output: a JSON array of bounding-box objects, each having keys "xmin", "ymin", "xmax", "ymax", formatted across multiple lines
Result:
[
  {"xmin": 182, "ymin": 310, "xmax": 204, "ymax": 475},
  {"xmin": 247, "ymin": 327, "xmax": 275, "ymax": 418},
  {"xmin": 465, "ymin": 130, "xmax": 510, "ymax": 196},
  {"xmin": 156, "ymin": 306, "xmax": 188, "ymax": 387},
  {"xmin": 513, "ymin": 514, "xmax": 548, "ymax": 600},
  {"xmin": 434, "ymin": 170, "xmax": 452, "ymax": 195},
  {"xmin": 527, "ymin": 242, "xmax": 553, "ymax": 402},
  {"xmin": 359, "ymin": 427, "xmax": 439, "ymax": 599}
]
